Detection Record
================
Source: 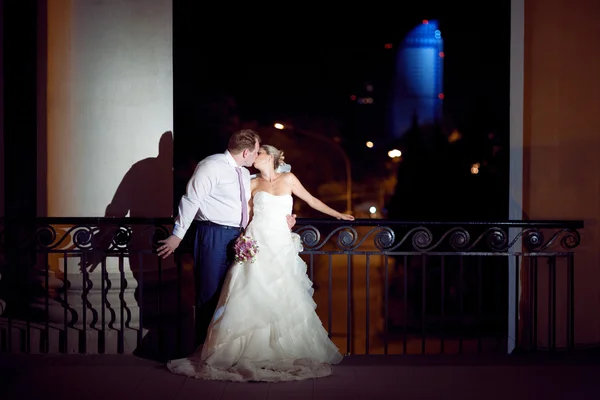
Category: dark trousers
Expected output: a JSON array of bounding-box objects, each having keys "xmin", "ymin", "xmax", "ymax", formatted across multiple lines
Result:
[{"xmin": 193, "ymin": 221, "xmax": 242, "ymax": 344}]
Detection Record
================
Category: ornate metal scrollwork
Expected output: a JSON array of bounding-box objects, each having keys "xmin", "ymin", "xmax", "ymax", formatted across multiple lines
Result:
[
  {"xmin": 449, "ymin": 228, "xmax": 471, "ymax": 250},
  {"xmin": 73, "ymin": 226, "xmax": 96, "ymax": 250},
  {"xmin": 411, "ymin": 226, "xmax": 433, "ymax": 251},
  {"xmin": 561, "ymin": 229, "xmax": 581, "ymax": 249},
  {"xmin": 374, "ymin": 227, "xmax": 395, "ymax": 250},
  {"xmin": 295, "ymin": 225, "xmax": 321, "ymax": 249},
  {"xmin": 0, "ymin": 218, "xmax": 583, "ymax": 256},
  {"xmin": 3, "ymin": 220, "xmax": 174, "ymax": 253},
  {"xmin": 35, "ymin": 225, "xmax": 57, "ymax": 249},
  {"xmin": 154, "ymin": 225, "xmax": 170, "ymax": 242},
  {"xmin": 337, "ymin": 227, "xmax": 358, "ymax": 250},
  {"xmin": 538, "ymin": 228, "xmax": 581, "ymax": 251},
  {"xmin": 147, "ymin": 225, "xmax": 170, "ymax": 249},
  {"xmin": 523, "ymin": 229, "xmax": 544, "ymax": 251},
  {"xmin": 292, "ymin": 221, "xmax": 582, "ymax": 254},
  {"xmin": 486, "ymin": 227, "xmax": 508, "ymax": 252},
  {"xmin": 111, "ymin": 225, "xmax": 133, "ymax": 250}
]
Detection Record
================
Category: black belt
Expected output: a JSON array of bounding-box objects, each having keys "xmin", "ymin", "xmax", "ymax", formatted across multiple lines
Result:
[{"xmin": 197, "ymin": 220, "xmax": 243, "ymax": 232}]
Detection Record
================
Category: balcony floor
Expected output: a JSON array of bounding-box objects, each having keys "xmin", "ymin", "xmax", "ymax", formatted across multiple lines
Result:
[{"xmin": 1, "ymin": 352, "xmax": 599, "ymax": 399}]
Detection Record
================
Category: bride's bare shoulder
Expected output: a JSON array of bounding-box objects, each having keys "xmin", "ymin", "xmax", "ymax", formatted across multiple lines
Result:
[
  {"xmin": 280, "ymin": 172, "xmax": 297, "ymax": 180},
  {"xmin": 278, "ymin": 172, "xmax": 295, "ymax": 185}
]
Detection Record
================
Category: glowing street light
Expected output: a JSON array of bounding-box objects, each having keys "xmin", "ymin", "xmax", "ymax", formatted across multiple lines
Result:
[
  {"xmin": 388, "ymin": 149, "xmax": 402, "ymax": 158},
  {"xmin": 366, "ymin": 141, "xmax": 374, "ymax": 148}
]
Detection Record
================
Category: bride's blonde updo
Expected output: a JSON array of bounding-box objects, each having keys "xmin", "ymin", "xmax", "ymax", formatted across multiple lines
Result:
[{"xmin": 261, "ymin": 144, "xmax": 285, "ymax": 170}]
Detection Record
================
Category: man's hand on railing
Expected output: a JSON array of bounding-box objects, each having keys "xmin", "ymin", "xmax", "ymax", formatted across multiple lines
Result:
[{"xmin": 157, "ymin": 234, "xmax": 182, "ymax": 259}]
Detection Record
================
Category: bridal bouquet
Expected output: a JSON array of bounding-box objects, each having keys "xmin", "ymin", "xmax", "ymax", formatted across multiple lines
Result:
[{"xmin": 233, "ymin": 235, "xmax": 259, "ymax": 264}]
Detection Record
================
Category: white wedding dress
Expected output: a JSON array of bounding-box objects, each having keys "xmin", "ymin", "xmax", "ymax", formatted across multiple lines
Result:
[{"xmin": 167, "ymin": 191, "xmax": 343, "ymax": 382}]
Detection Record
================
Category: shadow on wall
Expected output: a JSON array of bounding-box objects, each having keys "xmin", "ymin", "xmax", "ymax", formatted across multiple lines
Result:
[{"xmin": 86, "ymin": 131, "xmax": 196, "ymax": 360}]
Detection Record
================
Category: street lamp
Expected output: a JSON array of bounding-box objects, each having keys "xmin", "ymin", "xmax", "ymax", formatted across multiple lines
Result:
[
  {"xmin": 387, "ymin": 149, "xmax": 402, "ymax": 158},
  {"xmin": 274, "ymin": 122, "xmax": 352, "ymax": 213}
]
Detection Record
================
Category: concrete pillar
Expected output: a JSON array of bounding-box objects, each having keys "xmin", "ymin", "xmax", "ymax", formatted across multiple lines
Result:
[
  {"xmin": 510, "ymin": 0, "xmax": 600, "ymax": 351},
  {"xmin": 508, "ymin": 0, "xmax": 525, "ymax": 354},
  {"xmin": 36, "ymin": 0, "xmax": 175, "ymax": 354}
]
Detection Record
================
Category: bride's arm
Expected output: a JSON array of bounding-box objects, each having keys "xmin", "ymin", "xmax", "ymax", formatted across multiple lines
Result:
[{"xmin": 288, "ymin": 173, "xmax": 354, "ymax": 220}]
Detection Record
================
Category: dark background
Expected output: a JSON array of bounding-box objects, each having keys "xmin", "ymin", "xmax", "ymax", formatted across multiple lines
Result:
[{"xmin": 172, "ymin": 1, "xmax": 511, "ymax": 220}]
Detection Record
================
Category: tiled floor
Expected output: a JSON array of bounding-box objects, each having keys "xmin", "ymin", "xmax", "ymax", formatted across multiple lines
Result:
[{"xmin": 1, "ymin": 352, "xmax": 599, "ymax": 399}]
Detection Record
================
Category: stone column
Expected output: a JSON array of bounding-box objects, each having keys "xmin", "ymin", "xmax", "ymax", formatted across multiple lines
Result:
[
  {"xmin": 36, "ymin": 0, "xmax": 176, "ymax": 354},
  {"xmin": 522, "ymin": 0, "xmax": 600, "ymax": 349},
  {"xmin": 507, "ymin": 0, "xmax": 524, "ymax": 354},
  {"xmin": 510, "ymin": 0, "xmax": 600, "ymax": 351}
]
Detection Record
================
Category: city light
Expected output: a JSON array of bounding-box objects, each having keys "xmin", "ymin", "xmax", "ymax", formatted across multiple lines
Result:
[
  {"xmin": 471, "ymin": 162, "xmax": 480, "ymax": 174},
  {"xmin": 369, "ymin": 206, "xmax": 377, "ymax": 214},
  {"xmin": 274, "ymin": 123, "xmax": 284, "ymax": 130},
  {"xmin": 448, "ymin": 129, "xmax": 462, "ymax": 143},
  {"xmin": 366, "ymin": 141, "xmax": 374, "ymax": 148},
  {"xmin": 357, "ymin": 97, "xmax": 374, "ymax": 104},
  {"xmin": 388, "ymin": 149, "xmax": 402, "ymax": 158}
]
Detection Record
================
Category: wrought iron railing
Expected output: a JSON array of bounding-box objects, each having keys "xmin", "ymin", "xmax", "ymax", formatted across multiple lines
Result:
[{"xmin": 0, "ymin": 217, "xmax": 583, "ymax": 360}]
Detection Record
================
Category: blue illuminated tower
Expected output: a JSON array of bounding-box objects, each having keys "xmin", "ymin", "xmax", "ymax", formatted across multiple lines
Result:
[{"xmin": 391, "ymin": 20, "xmax": 444, "ymax": 137}]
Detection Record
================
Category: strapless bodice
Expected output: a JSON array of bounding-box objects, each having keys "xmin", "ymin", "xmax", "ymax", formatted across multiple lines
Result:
[{"xmin": 252, "ymin": 191, "xmax": 292, "ymax": 217}]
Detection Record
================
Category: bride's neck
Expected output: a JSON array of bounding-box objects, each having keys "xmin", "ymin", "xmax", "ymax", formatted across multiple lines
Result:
[{"xmin": 261, "ymin": 169, "xmax": 277, "ymax": 181}]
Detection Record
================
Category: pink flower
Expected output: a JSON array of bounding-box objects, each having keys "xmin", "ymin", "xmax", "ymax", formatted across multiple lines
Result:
[{"xmin": 234, "ymin": 235, "xmax": 259, "ymax": 264}]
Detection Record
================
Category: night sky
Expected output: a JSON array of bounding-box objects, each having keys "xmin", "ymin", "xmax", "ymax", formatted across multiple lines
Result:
[
  {"xmin": 172, "ymin": 2, "xmax": 512, "ymax": 219},
  {"xmin": 174, "ymin": 2, "xmax": 511, "ymax": 142}
]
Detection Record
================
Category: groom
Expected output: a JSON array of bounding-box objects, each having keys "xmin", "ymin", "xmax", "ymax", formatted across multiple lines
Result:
[{"xmin": 158, "ymin": 129, "xmax": 296, "ymax": 344}]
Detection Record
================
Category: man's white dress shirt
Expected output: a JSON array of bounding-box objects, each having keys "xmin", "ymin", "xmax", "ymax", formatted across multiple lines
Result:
[{"xmin": 172, "ymin": 151, "xmax": 251, "ymax": 239}]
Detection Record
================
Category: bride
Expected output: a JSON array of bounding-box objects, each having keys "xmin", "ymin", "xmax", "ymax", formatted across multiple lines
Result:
[{"xmin": 167, "ymin": 144, "xmax": 354, "ymax": 382}]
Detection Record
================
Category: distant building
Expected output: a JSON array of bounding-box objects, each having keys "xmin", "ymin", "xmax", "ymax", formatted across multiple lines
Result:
[{"xmin": 391, "ymin": 20, "xmax": 444, "ymax": 137}]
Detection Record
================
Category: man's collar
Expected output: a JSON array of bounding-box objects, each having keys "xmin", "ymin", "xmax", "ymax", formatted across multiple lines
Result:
[{"xmin": 224, "ymin": 150, "xmax": 239, "ymax": 168}]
